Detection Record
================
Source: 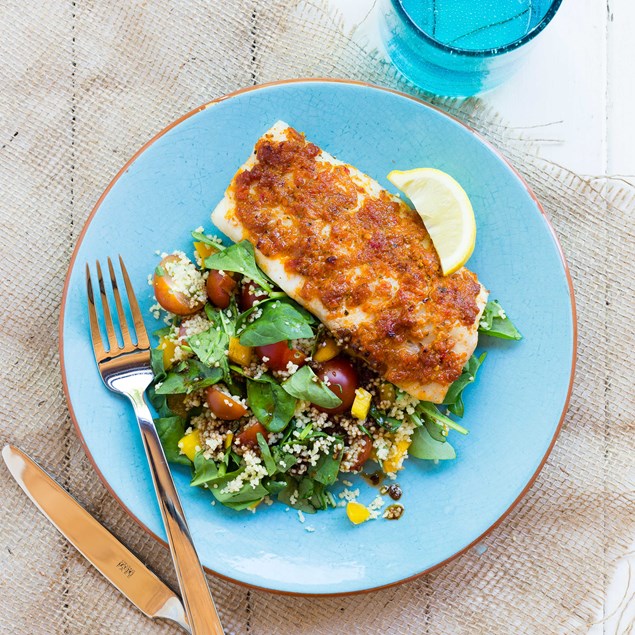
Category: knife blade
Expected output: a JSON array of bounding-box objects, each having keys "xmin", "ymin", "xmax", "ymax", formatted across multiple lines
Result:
[{"xmin": 2, "ymin": 444, "xmax": 190, "ymax": 633}]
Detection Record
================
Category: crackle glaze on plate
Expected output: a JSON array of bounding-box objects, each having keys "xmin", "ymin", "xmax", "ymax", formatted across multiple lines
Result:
[{"xmin": 60, "ymin": 79, "xmax": 576, "ymax": 595}]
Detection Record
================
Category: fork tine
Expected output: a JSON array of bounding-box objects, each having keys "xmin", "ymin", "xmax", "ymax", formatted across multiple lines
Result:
[
  {"xmin": 118, "ymin": 255, "xmax": 151, "ymax": 350},
  {"xmin": 107, "ymin": 257, "xmax": 134, "ymax": 348},
  {"xmin": 85, "ymin": 264, "xmax": 107, "ymax": 360},
  {"xmin": 95, "ymin": 259, "xmax": 119, "ymax": 351}
]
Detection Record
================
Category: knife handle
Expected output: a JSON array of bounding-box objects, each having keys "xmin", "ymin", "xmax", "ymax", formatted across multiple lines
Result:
[{"xmin": 129, "ymin": 390, "xmax": 224, "ymax": 635}]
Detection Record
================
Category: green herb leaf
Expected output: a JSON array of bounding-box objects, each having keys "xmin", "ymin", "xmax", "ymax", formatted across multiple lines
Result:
[
  {"xmin": 155, "ymin": 360, "xmax": 223, "ymax": 394},
  {"xmin": 409, "ymin": 424, "xmax": 456, "ymax": 460},
  {"xmin": 256, "ymin": 433, "xmax": 277, "ymax": 476},
  {"xmin": 298, "ymin": 477, "xmax": 315, "ymax": 500},
  {"xmin": 310, "ymin": 481, "xmax": 334, "ymax": 511},
  {"xmin": 309, "ymin": 446, "xmax": 342, "ymax": 486},
  {"xmin": 155, "ymin": 373, "xmax": 190, "ymax": 395},
  {"xmin": 205, "ymin": 240, "xmax": 272, "ymax": 293},
  {"xmin": 221, "ymin": 306, "xmax": 238, "ymax": 339},
  {"xmin": 147, "ymin": 387, "xmax": 172, "ymax": 417},
  {"xmin": 155, "ymin": 416, "xmax": 190, "ymax": 465},
  {"xmin": 205, "ymin": 300, "xmax": 239, "ymax": 339},
  {"xmin": 298, "ymin": 424, "xmax": 312, "ymax": 440},
  {"xmin": 271, "ymin": 447, "xmax": 297, "ymax": 473},
  {"xmin": 191, "ymin": 453, "xmax": 219, "ymax": 486},
  {"xmin": 358, "ymin": 424, "xmax": 373, "ymax": 439},
  {"xmin": 368, "ymin": 404, "xmax": 402, "ymax": 432},
  {"xmin": 443, "ymin": 352, "xmax": 487, "ymax": 418},
  {"xmin": 478, "ymin": 300, "xmax": 522, "ymax": 340},
  {"xmin": 204, "ymin": 303, "xmax": 245, "ymax": 390},
  {"xmin": 264, "ymin": 478, "xmax": 287, "ymax": 495},
  {"xmin": 239, "ymin": 300, "xmax": 314, "ymax": 346},
  {"xmin": 424, "ymin": 417, "xmax": 448, "ymax": 443},
  {"xmin": 281, "ymin": 365, "xmax": 342, "ymax": 408},
  {"xmin": 234, "ymin": 291, "xmax": 284, "ymax": 327},
  {"xmin": 152, "ymin": 326, "xmax": 171, "ymax": 339},
  {"xmin": 280, "ymin": 299, "xmax": 317, "ymax": 325},
  {"xmin": 222, "ymin": 499, "xmax": 264, "ymax": 511},
  {"xmin": 187, "ymin": 325, "xmax": 230, "ymax": 374},
  {"xmin": 277, "ymin": 476, "xmax": 316, "ymax": 513},
  {"xmin": 247, "ymin": 379, "xmax": 296, "ymax": 433},
  {"xmin": 207, "ymin": 468, "xmax": 269, "ymax": 504},
  {"xmin": 150, "ymin": 347, "xmax": 166, "ymax": 379},
  {"xmin": 417, "ymin": 402, "xmax": 469, "ymax": 435},
  {"xmin": 191, "ymin": 231, "xmax": 224, "ymax": 249},
  {"xmin": 204, "ymin": 303, "xmax": 219, "ymax": 324},
  {"xmin": 148, "ymin": 348, "xmax": 173, "ymax": 415}
]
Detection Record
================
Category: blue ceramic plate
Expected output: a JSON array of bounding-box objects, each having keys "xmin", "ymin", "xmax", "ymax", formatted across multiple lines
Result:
[{"xmin": 60, "ymin": 80, "xmax": 575, "ymax": 595}]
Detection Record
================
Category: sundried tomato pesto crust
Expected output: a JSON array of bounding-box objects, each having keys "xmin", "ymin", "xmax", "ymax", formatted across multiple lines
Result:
[{"xmin": 212, "ymin": 121, "xmax": 488, "ymax": 403}]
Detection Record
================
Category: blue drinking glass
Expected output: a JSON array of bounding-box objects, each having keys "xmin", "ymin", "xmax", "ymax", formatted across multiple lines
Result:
[{"xmin": 379, "ymin": 0, "xmax": 563, "ymax": 96}]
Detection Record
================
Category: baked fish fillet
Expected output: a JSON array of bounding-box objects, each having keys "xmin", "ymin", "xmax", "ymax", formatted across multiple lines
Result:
[{"xmin": 212, "ymin": 121, "xmax": 488, "ymax": 403}]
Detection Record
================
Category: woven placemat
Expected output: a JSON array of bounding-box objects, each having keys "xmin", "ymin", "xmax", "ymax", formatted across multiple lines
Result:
[{"xmin": 1, "ymin": 1, "xmax": 634, "ymax": 633}]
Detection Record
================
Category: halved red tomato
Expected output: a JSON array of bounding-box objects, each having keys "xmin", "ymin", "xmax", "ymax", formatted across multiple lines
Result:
[
  {"xmin": 314, "ymin": 356, "xmax": 359, "ymax": 414},
  {"xmin": 206, "ymin": 270, "xmax": 237, "ymax": 309},
  {"xmin": 205, "ymin": 387, "xmax": 247, "ymax": 420},
  {"xmin": 153, "ymin": 255, "xmax": 205, "ymax": 316},
  {"xmin": 239, "ymin": 283, "xmax": 268, "ymax": 311},
  {"xmin": 255, "ymin": 341, "xmax": 307, "ymax": 371},
  {"xmin": 234, "ymin": 421, "xmax": 268, "ymax": 452}
]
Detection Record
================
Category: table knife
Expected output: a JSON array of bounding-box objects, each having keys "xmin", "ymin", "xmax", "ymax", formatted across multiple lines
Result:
[{"xmin": 2, "ymin": 444, "xmax": 191, "ymax": 633}]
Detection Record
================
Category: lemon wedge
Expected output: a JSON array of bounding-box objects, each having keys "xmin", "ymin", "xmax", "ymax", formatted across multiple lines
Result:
[{"xmin": 387, "ymin": 168, "xmax": 476, "ymax": 276}]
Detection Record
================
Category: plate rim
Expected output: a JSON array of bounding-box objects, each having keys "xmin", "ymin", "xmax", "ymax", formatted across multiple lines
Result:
[{"xmin": 58, "ymin": 77, "xmax": 577, "ymax": 596}]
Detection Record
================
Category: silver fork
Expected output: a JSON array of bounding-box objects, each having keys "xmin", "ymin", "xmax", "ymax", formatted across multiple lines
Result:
[{"xmin": 86, "ymin": 256, "xmax": 224, "ymax": 635}]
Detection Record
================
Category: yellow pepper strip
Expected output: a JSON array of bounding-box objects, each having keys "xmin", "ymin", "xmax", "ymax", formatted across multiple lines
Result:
[
  {"xmin": 313, "ymin": 337, "xmax": 340, "ymax": 362},
  {"xmin": 248, "ymin": 499, "xmax": 263, "ymax": 510},
  {"xmin": 158, "ymin": 335, "xmax": 177, "ymax": 370},
  {"xmin": 228, "ymin": 336, "xmax": 253, "ymax": 366},
  {"xmin": 224, "ymin": 432, "xmax": 234, "ymax": 450},
  {"xmin": 382, "ymin": 439, "xmax": 411, "ymax": 474},
  {"xmin": 346, "ymin": 501, "xmax": 371, "ymax": 525},
  {"xmin": 193, "ymin": 241, "xmax": 217, "ymax": 262},
  {"xmin": 351, "ymin": 388, "xmax": 372, "ymax": 420},
  {"xmin": 177, "ymin": 429, "xmax": 201, "ymax": 462}
]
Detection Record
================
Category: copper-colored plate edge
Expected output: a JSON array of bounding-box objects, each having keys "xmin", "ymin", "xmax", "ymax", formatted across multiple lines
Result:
[{"xmin": 58, "ymin": 78, "xmax": 577, "ymax": 597}]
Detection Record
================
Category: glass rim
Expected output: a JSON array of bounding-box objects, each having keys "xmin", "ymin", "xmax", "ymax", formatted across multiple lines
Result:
[{"xmin": 391, "ymin": 0, "xmax": 564, "ymax": 58}]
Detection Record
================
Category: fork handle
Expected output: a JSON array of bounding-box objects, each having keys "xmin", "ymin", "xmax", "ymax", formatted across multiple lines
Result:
[{"xmin": 129, "ymin": 390, "xmax": 224, "ymax": 635}]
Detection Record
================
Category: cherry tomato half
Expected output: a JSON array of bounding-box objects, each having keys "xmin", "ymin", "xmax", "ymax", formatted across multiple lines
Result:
[
  {"xmin": 347, "ymin": 436, "xmax": 373, "ymax": 472},
  {"xmin": 255, "ymin": 341, "xmax": 307, "ymax": 372},
  {"xmin": 234, "ymin": 421, "xmax": 268, "ymax": 453},
  {"xmin": 239, "ymin": 283, "xmax": 268, "ymax": 311},
  {"xmin": 206, "ymin": 270, "xmax": 237, "ymax": 309},
  {"xmin": 153, "ymin": 255, "xmax": 206, "ymax": 316},
  {"xmin": 315, "ymin": 355, "xmax": 359, "ymax": 414},
  {"xmin": 205, "ymin": 387, "xmax": 248, "ymax": 421}
]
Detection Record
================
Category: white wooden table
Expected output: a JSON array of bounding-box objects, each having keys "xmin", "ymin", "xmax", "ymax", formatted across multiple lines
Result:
[
  {"xmin": 331, "ymin": 0, "xmax": 635, "ymax": 184},
  {"xmin": 330, "ymin": 0, "xmax": 635, "ymax": 632}
]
